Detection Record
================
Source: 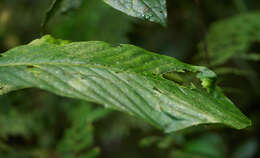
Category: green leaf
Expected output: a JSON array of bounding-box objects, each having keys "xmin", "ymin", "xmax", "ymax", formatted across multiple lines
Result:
[
  {"xmin": 214, "ymin": 67, "xmax": 254, "ymax": 76},
  {"xmin": 231, "ymin": 138, "xmax": 258, "ymax": 158},
  {"xmin": 57, "ymin": 104, "xmax": 105, "ymax": 158},
  {"xmin": 184, "ymin": 134, "xmax": 225, "ymax": 158},
  {"xmin": 103, "ymin": 0, "xmax": 167, "ymax": 26},
  {"xmin": 237, "ymin": 53, "xmax": 260, "ymax": 61},
  {"xmin": 0, "ymin": 35, "xmax": 251, "ymax": 132},
  {"xmin": 42, "ymin": 0, "xmax": 83, "ymax": 31},
  {"xmin": 199, "ymin": 12, "xmax": 260, "ymax": 66}
]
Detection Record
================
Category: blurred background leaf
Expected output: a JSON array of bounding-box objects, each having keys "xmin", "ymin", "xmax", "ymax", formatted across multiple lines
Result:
[{"xmin": 49, "ymin": 0, "xmax": 133, "ymax": 43}]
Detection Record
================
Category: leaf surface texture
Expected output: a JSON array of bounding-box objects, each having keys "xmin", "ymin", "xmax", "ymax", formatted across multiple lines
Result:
[
  {"xmin": 103, "ymin": 0, "xmax": 167, "ymax": 26},
  {"xmin": 0, "ymin": 35, "xmax": 251, "ymax": 132}
]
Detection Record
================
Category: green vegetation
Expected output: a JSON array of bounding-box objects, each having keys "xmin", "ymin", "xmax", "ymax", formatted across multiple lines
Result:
[{"xmin": 0, "ymin": 0, "xmax": 259, "ymax": 157}]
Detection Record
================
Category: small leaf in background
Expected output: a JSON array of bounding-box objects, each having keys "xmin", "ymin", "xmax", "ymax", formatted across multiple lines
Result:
[
  {"xmin": 103, "ymin": 0, "xmax": 167, "ymax": 26},
  {"xmin": 169, "ymin": 134, "xmax": 226, "ymax": 158},
  {"xmin": 184, "ymin": 134, "xmax": 226, "ymax": 158},
  {"xmin": 139, "ymin": 136, "xmax": 161, "ymax": 147},
  {"xmin": 231, "ymin": 138, "xmax": 259, "ymax": 158},
  {"xmin": 57, "ymin": 103, "xmax": 109, "ymax": 158},
  {"xmin": 199, "ymin": 12, "xmax": 260, "ymax": 66},
  {"xmin": 41, "ymin": 0, "xmax": 83, "ymax": 31},
  {"xmin": 196, "ymin": 11, "xmax": 260, "ymax": 94},
  {"xmin": 0, "ymin": 35, "xmax": 251, "ymax": 133}
]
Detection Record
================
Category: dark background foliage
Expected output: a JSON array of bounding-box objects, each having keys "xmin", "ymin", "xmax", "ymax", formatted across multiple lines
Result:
[{"xmin": 0, "ymin": 0, "xmax": 259, "ymax": 157}]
